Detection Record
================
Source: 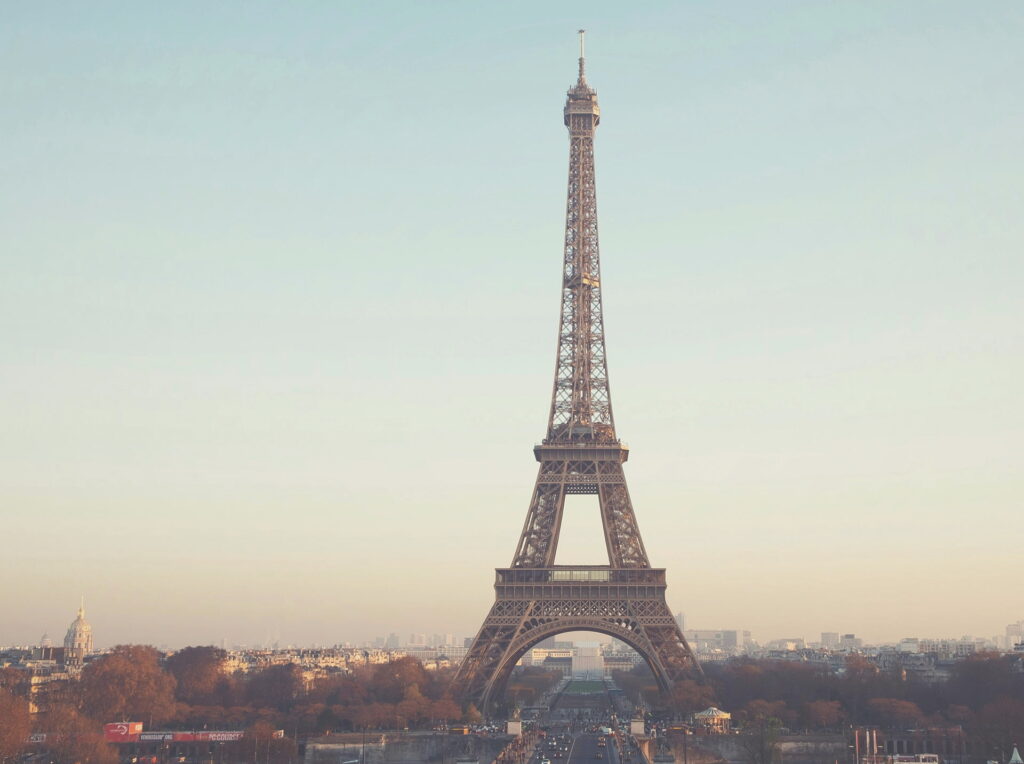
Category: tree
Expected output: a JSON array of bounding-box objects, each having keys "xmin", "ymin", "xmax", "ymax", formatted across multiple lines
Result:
[
  {"xmin": 246, "ymin": 664, "xmax": 303, "ymax": 711},
  {"xmin": 166, "ymin": 646, "xmax": 227, "ymax": 705},
  {"xmin": 369, "ymin": 658, "xmax": 430, "ymax": 704},
  {"xmin": 866, "ymin": 698, "xmax": 924, "ymax": 730},
  {"xmin": 742, "ymin": 700, "xmax": 788, "ymax": 724},
  {"xmin": 463, "ymin": 703, "xmax": 482, "ymax": 724},
  {"xmin": 802, "ymin": 700, "xmax": 844, "ymax": 730},
  {"xmin": 309, "ymin": 675, "xmax": 367, "ymax": 707},
  {"xmin": 43, "ymin": 705, "xmax": 118, "ymax": 764},
  {"xmin": 0, "ymin": 668, "xmax": 25, "ymax": 694},
  {"xmin": 396, "ymin": 684, "xmax": 430, "ymax": 727},
  {"xmin": 80, "ymin": 645, "xmax": 177, "ymax": 725},
  {"xmin": 667, "ymin": 679, "xmax": 716, "ymax": 717},
  {"xmin": 0, "ymin": 688, "xmax": 30, "ymax": 764},
  {"xmin": 235, "ymin": 721, "xmax": 296, "ymax": 764},
  {"xmin": 948, "ymin": 654, "xmax": 1019, "ymax": 710},
  {"xmin": 972, "ymin": 697, "xmax": 1024, "ymax": 762},
  {"xmin": 430, "ymin": 697, "xmax": 462, "ymax": 723},
  {"xmin": 738, "ymin": 717, "xmax": 782, "ymax": 764}
]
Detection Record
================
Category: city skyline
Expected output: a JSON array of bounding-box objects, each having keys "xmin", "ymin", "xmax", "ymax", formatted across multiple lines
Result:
[
  {"xmin": 3, "ymin": 2, "xmax": 1023, "ymax": 649},
  {"xmin": 10, "ymin": 601, "xmax": 1023, "ymax": 654}
]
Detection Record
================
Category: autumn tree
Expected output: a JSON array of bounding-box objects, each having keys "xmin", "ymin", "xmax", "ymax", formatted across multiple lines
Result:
[
  {"xmin": 741, "ymin": 699, "xmax": 789, "ymax": 725},
  {"xmin": 351, "ymin": 702, "xmax": 398, "ymax": 730},
  {"xmin": 43, "ymin": 705, "xmax": 118, "ymax": 764},
  {"xmin": 866, "ymin": 698, "xmax": 924, "ymax": 730},
  {"xmin": 802, "ymin": 699, "xmax": 844, "ymax": 730},
  {"xmin": 0, "ymin": 668, "xmax": 25, "ymax": 694},
  {"xmin": 667, "ymin": 679, "xmax": 716, "ymax": 717},
  {"xmin": 308, "ymin": 675, "xmax": 367, "ymax": 707},
  {"xmin": 507, "ymin": 667, "xmax": 562, "ymax": 707},
  {"xmin": 430, "ymin": 697, "xmax": 462, "ymax": 723},
  {"xmin": 80, "ymin": 645, "xmax": 177, "ymax": 725},
  {"xmin": 369, "ymin": 657, "xmax": 430, "ymax": 704},
  {"xmin": 246, "ymin": 664, "xmax": 304, "ymax": 711},
  {"xmin": 166, "ymin": 646, "xmax": 228, "ymax": 705},
  {"xmin": 612, "ymin": 666, "xmax": 658, "ymax": 705},
  {"xmin": 397, "ymin": 684, "xmax": 430, "ymax": 726},
  {"xmin": 947, "ymin": 654, "xmax": 1020, "ymax": 710},
  {"xmin": 0, "ymin": 687, "xmax": 31, "ymax": 764},
  {"xmin": 971, "ymin": 697, "xmax": 1024, "ymax": 762},
  {"xmin": 738, "ymin": 716, "xmax": 782, "ymax": 764},
  {"xmin": 463, "ymin": 703, "xmax": 482, "ymax": 724},
  {"xmin": 234, "ymin": 721, "xmax": 296, "ymax": 764}
]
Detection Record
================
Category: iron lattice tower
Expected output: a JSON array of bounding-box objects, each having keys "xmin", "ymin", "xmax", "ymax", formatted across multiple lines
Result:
[{"xmin": 453, "ymin": 33, "xmax": 702, "ymax": 711}]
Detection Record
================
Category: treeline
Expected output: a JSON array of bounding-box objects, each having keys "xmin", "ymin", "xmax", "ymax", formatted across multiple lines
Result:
[
  {"xmin": 614, "ymin": 653, "xmax": 1024, "ymax": 754},
  {"xmin": 0, "ymin": 646, "xmax": 561, "ymax": 747}
]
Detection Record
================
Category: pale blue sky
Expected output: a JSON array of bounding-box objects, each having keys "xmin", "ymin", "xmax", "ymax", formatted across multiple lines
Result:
[{"xmin": 1, "ymin": 2, "xmax": 1022, "ymax": 648}]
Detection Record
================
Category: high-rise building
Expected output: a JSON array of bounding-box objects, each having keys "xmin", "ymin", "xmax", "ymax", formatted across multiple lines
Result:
[
  {"xmin": 675, "ymin": 612, "xmax": 686, "ymax": 632},
  {"xmin": 685, "ymin": 630, "xmax": 741, "ymax": 654},
  {"xmin": 821, "ymin": 632, "xmax": 840, "ymax": 649},
  {"xmin": 1007, "ymin": 621, "xmax": 1024, "ymax": 649},
  {"xmin": 839, "ymin": 634, "xmax": 863, "ymax": 651}
]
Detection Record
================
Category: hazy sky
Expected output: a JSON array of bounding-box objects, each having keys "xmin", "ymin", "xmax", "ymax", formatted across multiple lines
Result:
[{"xmin": 2, "ymin": 2, "xmax": 1022, "ymax": 650}]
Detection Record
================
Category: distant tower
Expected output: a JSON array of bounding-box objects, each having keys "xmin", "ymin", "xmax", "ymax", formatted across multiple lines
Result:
[{"xmin": 63, "ymin": 599, "xmax": 94, "ymax": 668}]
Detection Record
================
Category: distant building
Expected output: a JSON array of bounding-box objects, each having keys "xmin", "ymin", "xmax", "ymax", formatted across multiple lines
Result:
[
  {"xmin": 821, "ymin": 632, "xmax": 840, "ymax": 649},
  {"xmin": 686, "ymin": 630, "xmax": 741, "ymax": 655},
  {"xmin": 766, "ymin": 638, "xmax": 806, "ymax": 652},
  {"xmin": 542, "ymin": 655, "xmax": 572, "ymax": 677},
  {"xmin": 603, "ymin": 653, "xmax": 641, "ymax": 673},
  {"xmin": 63, "ymin": 602, "xmax": 93, "ymax": 669},
  {"xmin": 572, "ymin": 646, "xmax": 604, "ymax": 677},
  {"xmin": 917, "ymin": 638, "xmax": 977, "ymax": 660},
  {"xmin": 840, "ymin": 634, "xmax": 863, "ymax": 651},
  {"xmin": 1007, "ymin": 621, "xmax": 1024, "ymax": 650}
]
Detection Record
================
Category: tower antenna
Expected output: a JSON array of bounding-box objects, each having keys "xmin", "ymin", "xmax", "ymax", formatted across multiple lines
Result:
[{"xmin": 578, "ymin": 29, "xmax": 586, "ymax": 83}]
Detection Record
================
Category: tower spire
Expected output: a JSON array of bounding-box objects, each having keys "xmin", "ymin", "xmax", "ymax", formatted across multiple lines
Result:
[{"xmin": 577, "ymin": 29, "xmax": 586, "ymax": 84}]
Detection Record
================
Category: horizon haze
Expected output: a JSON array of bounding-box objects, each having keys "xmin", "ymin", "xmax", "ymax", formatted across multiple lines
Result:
[{"xmin": 2, "ymin": 2, "xmax": 1022, "ymax": 650}]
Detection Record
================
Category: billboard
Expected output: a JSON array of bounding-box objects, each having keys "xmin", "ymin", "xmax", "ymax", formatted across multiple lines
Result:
[
  {"xmin": 103, "ymin": 725, "xmax": 275, "ymax": 745},
  {"xmin": 104, "ymin": 723, "xmax": 144, "ymax": 742}
]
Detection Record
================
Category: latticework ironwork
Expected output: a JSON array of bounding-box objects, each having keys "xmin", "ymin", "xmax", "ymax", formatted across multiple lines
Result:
[{"xmin": 453, "ymin": 34, "xmax": 702, "ymax": 711}]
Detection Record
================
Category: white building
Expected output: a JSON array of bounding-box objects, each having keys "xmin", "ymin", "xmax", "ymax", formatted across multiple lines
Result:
[
  {"xmin": 63, "ymin": 601, "xmax": 93, "ymax": 669},
  {"xmin": 572, "ymin": 646, "xmax": 604, "ymax": 677}
]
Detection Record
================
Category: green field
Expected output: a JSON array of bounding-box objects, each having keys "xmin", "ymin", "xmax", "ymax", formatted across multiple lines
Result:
[{"xmin": 563, "ymin": 680, "xmax": 605, "ymax": 695}]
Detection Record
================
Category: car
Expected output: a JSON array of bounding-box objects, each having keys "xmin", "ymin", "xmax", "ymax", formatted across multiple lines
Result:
[{"xmin": 540, "ymin": 759, "xmax": 551, "ymax": 764}]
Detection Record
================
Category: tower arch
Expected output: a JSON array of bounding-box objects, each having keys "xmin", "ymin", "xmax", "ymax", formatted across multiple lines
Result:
[{"xmin": 480, "ymin": 620, "xmax": 672, "ymax": 712}]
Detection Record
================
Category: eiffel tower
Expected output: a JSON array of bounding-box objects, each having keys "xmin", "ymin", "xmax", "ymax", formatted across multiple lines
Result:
[{"xmin": 453, "ymin": 33, "xmax": 702, "ymax": 711}]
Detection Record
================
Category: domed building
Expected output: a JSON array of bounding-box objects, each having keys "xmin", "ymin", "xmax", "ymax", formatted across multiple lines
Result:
[{"xmin": 63, "ymin": 601, "xmax": 93, "ymax": 669}]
